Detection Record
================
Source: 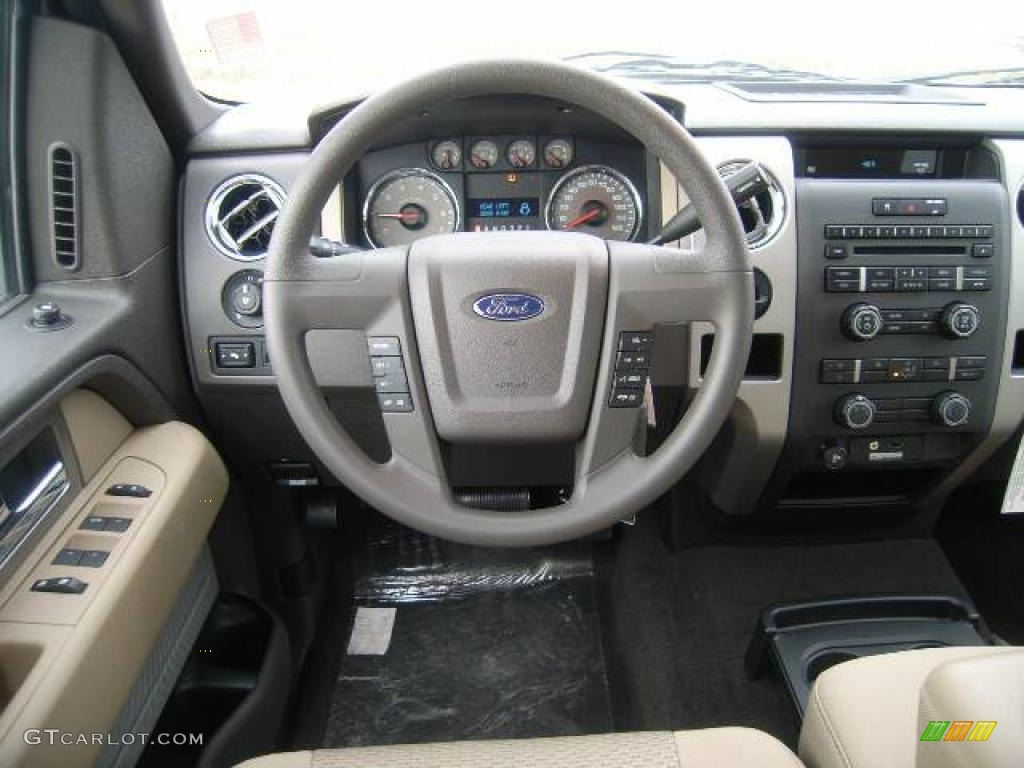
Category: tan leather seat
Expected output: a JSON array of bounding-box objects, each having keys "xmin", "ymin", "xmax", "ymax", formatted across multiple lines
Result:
[
  {"xmin": 799, "ymin": 646, "xmax": 1022, "ymax": 768},
  {"xmin": 237, "ymin": 728, "xmax": 803, "ymax": 768}
]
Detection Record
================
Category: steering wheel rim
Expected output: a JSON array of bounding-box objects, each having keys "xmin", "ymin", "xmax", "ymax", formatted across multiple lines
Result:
[{"xmin": 264, "ymin": 59, "xmax": 753, "ymax": 547}]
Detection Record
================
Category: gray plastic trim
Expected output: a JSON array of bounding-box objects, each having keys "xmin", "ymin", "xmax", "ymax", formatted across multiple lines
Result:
[
  {"xmin": 96, "ymin": 545, "xmax": 218, "ymax": 768},
  {"xmin": 263, "ymin": 59, "xmax": 752, "ymax": 546}
]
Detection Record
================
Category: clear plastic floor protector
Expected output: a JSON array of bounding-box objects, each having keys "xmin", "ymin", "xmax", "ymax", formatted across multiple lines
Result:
[{"xmin": 322, "ymin": 524, "xmax": 612, "ymax": 747}]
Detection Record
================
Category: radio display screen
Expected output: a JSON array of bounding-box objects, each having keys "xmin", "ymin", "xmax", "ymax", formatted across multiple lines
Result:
[
  {"xmin": 800, "ymin": 147, "xmax": 938, "ymax": 178},
  {"xmin": 468, "ymin": 198, "xmax": 540, "ymax": 219}
]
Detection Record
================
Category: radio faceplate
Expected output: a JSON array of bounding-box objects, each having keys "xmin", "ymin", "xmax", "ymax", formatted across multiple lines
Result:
[{"xmin": 785, "ymin": 179, "xmax": 1009, "ymax": 473}]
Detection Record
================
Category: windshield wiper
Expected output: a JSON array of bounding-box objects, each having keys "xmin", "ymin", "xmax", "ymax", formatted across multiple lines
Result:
[
  {"xmin": 900, "ymin": 66, "xmax": 1024, "ymax": 87},
  {"xmin": 565, "ymin": 51, "xmax": 844, "ymax": 84}
]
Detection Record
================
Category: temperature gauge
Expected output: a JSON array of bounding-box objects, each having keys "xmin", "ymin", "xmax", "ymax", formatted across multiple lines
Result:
[
  {"xmin": 469, "ymin": 140, "xmax": 499, "ymax": 169},
  {"xmin": 543, "ymin": 138, "xmax": 574, "ymax": 168},
  {"xmin": 431, "ymin": 140, "xmax": 462, "ymax": 170}
]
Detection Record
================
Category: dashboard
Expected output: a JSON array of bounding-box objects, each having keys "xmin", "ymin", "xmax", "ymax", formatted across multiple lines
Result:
[{"xmin": 177, "ymin": 86, "xmax": 1024, "ymax": 523}]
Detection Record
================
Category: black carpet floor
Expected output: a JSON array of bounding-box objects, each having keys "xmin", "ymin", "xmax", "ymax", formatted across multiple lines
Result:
[
  {"xmin": 598, "ymin": 521, "xmax": 970, "ymax": 746},
  {"xmin": 318, "ymin": 524, "xmax": 612, "ymax": 748}
]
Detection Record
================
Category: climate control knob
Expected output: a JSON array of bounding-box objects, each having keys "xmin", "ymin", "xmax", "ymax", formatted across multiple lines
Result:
[
  {"xmin": 940, "ymin": 303, "xmax": 979, "ymax": 339},
  {"xmin": 835, "ymin": 394, "xmax": 877, "ymax": 430},
  {"xmin": 842, "ymin": 303, "xmax": 884, "ymax": 341},
  {"xmin": 933, "ymin": 391, "xmax": 971, "ymax": 427}
]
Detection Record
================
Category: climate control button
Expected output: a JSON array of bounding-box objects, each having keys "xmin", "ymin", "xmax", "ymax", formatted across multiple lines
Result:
[
  {"xmin": 842, "ymin": 303, "xmax": 884, "ymax": 341},
  {"xmin": 940, "ymin": 303, "xmax": 980, "ymax": 338},
  {"xmin": 932, "ymin": 391, "xmax": 971, "ymax": 427},
  {"xmin": 835, "ymin": 394, "xmax": 877, "ymax": 430}
]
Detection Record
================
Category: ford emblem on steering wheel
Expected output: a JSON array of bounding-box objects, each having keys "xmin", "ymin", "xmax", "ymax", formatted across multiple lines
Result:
[{"xmin": 472, "ymin": 293, "xmax": 546, "ymax": 322}]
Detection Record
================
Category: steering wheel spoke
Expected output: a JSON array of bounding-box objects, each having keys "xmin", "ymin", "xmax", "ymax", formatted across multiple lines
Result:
[{"xmin": 577, "ymin": 240, "xmax": 753, "ymax": 476}]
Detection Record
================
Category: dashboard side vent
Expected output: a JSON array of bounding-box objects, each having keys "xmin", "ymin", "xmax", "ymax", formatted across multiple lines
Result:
[
  {"xmin": 717, "ymin": 160, "xmax": 786, "ymax": 250},
  {"xmin": 205, "ymin": 174, "xmax": 286, "ymax": 260},
  {"xmin": 49, "ymin": 144, "xmax": 80, "ymax": 269}
]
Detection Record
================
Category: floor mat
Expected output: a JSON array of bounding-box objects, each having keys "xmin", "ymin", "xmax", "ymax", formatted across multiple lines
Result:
[
  {"xmin": 599, "ymin": 522, "xmax": 970, "ymax": 746},
  {"xmin": 321, "ymin": 525, "xmax": 612, "ymax": 748}
]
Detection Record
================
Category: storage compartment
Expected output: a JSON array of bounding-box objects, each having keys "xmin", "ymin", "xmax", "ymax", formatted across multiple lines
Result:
[
  {"xmin": 139, "ymin": 593, "xmax": 290, "ymax": 768},
  {"xmin": 746, "ymin": 595, "xmax": 991, "ymax": 716},
  {"xmin": 0, "ymin": 643, "xmax": 43, "ymax": 716}
]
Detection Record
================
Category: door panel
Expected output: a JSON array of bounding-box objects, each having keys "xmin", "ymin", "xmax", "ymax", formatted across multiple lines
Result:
[{"xmin": 0, "ymin": 389, "xmax": 227, "ymax": 766}]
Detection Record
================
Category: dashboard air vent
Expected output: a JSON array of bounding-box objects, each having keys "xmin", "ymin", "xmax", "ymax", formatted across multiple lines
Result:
[
  {"xmin": 205, "ymin": 174, "xmax": 286, "ymax": 260},
  {"xmin": 49, "ymin": 144, "xmax": 80, "ymax": 269},
  {"xmin": 717, "ymin": 160, "xmax": 786, "ymax": 250}
]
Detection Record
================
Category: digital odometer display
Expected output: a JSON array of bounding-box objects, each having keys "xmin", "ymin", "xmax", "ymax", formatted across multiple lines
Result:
[{"xmin": 468, "ymin": 198, "xmax": 539, "ymax": 219}]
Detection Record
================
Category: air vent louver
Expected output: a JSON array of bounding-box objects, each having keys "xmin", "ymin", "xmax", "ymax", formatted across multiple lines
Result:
[
  {"xmin": 50, "ymin": 144, "xmax": 79, "ymax": 269},
  {"xmin": 717, "ymin": 160, "xmax": 786, "ymax": 250},
  {"xmin": 205, "ymin": 174, "xmax": 286, "ymax": 260}
]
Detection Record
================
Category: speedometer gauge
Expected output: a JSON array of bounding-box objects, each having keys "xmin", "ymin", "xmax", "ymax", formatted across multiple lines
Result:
[
  {"xmin": 363, "ymin": 168, "xmax": 460, "ymax": 247},
  {"xmin": 545, "ymin": 165, "xmax": 642, "ymax": 241}
]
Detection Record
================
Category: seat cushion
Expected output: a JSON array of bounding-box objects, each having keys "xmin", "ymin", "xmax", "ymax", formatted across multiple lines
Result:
[
  {"xmin": 799, "ymin": 646, "xmax": 1017, "ymax": 768},
  {"xmin": 916, "ymin": 649, "xmax": 1024, "ymax": 768},
  {"xmin": 237, "ymin": 728, "xmax": 802, "ymax": 768}
]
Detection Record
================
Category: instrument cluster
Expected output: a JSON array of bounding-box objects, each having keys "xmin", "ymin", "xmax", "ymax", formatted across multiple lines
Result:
[{"xmin": 359, "ymin": 135, "xmax": 645, "ymax": 248}]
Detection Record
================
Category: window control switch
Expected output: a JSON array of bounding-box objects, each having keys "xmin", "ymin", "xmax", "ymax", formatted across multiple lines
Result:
[
  {"xmin": 31, "ymin": 576, "xmax": 88, "ymax": 594},
  {"xmin": 80, "ymin": 516, "xmax": 108, "ymax": 531},
  {"xmin": 105, "ymin": 517, "xmax": 132, "ymax": 532},
  {"xmin": 79, "ymin": 550, "xmax": 109, "ymax": 568},
  {"xmin": 52, "ymin": 548, "xmax": 84, "ymax": 566},
  {"xmin": 106, "ymin": 483, "xmax": 151, "ymax": 498}
]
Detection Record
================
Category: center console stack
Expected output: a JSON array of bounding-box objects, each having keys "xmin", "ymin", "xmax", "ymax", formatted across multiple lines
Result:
[{"xmin": 762, "ymin": 139, "xmax": 1008, "ymax": 512}]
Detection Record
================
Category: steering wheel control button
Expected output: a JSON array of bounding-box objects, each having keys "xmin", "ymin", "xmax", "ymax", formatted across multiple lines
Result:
[
  {"xmin": 378, "ymin": 394, "xmax": 413, "ymax": 413},
  {"xmin": 615, "ymin": 350, "xmax": 651, "ymax": 370},
  {"xmin": 31, "ymin": 577, "xmax": 88, "ymax": 595},
  {"xmin": 368, "ymin": 337, "xmax": 401, "ymax": 356},
  {"xmin": 610, "ymin": 331, "xmax": 652, "ymax": 407},
  {"xmin": 933, "ymin": 392, "xmax": 971, "ymax": 427},
  {"xmin": 106, "ymin": 483, "xmax": 152, "ymax": 498},
  {"xmin": 610, "ymin": 390, "xmax": 643, "ymax": 408},
  {"xmin": 370, "ymin": 356, "xmax": 404, "ymax": 376},
  {"xmin": 618, "ymin": 332, "xmax": 653, "ymax": 351},
  {"xmin": 374, "ymin": 372, "xmax": 409, "ymax": 394},
  {"xmin": 941, "ymin": 303, "xmax": 980, "ymax": 338},
  {"xmin": 215, "ymin": 342, "xmax": 255, "ymax": 368},
  {"xmin": 842, "ymin": 303, "xmax": 884, "ymax": 341},
  {"xmin": 835, "ymin": 394, "xmax": 877, "ymax": 430},
  {"xmin": 368, "ymin": 337, "xmax": 413, "ymax": 412}
]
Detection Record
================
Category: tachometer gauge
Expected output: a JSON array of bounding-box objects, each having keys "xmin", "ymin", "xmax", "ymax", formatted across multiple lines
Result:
[
  {"xmin": 543, "ymin": 138, "xmax": 573, "ymax": 168},
  {"xmin": 363, "ymin": 168, "xmax": 460, "ymax": 247},
  {"xmin": 469, "ymin": 139, "xmax": 499, "ymax": 169},
  {"xmin": 431, "ymin": 140, "xmax": 462, "ymax": 170},
  {"xmin": 545, "ymin": 165, "xmax": 641, "ymax": 241},
  {"xmin": 506, "ymin": 139, "xmax": 536, "ymax": 168}
]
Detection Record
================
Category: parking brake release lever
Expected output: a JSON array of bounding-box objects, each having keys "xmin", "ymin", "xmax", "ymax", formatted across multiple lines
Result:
[{"xmin": 648, "ymin": 162, "xmax": 770, "ymax": 246}]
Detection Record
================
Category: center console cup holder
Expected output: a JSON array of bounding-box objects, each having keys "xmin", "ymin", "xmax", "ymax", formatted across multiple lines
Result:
[{"xmin": 746, "ymin": 594, "xmax": 991, "ymax": 716}]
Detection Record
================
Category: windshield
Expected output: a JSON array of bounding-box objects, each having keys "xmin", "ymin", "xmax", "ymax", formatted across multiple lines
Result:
[{"xmin": 161, "ymin": 1, "xmax": 1024, "ymax": 103}]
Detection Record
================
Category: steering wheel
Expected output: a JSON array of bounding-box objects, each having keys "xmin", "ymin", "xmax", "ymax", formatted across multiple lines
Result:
[{"xmin": 264, "ymin": 59, "xmax": 752, "ymax": 547}]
